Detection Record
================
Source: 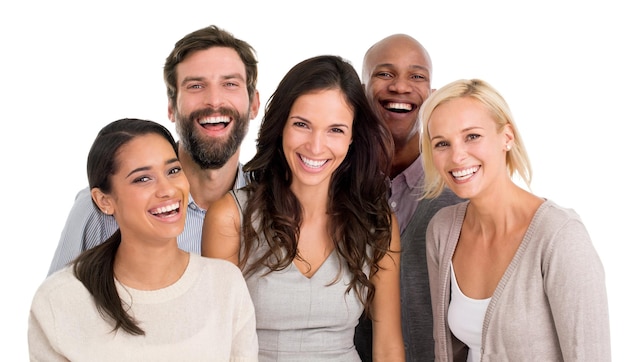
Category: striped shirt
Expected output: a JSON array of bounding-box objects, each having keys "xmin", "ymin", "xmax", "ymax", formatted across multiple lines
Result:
[{"xmin": 47, "ymin": 164, "xmax": 248, "ymax": 276}]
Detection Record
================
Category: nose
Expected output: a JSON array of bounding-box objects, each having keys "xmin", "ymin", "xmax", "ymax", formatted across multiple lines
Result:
[
  {"xmin": 307, "ymin": 131, "xmax": 324, "ymax": 154},
  {"xmin": 202, "ymin": 84, "xmax": 224, "ymax": 108},
  {"xmin": 451, "ymin": 143, "xmax": 467, "ymax": 164},
  {"xmin": 155, "ymin": 176, "xmax": 176, "ymax": 198},
  {"xmin": 388, "ymin": 77, "xmax": 411, "ymax": 94}
]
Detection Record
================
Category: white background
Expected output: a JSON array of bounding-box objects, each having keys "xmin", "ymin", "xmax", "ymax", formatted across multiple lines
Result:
[{"xmin": 2, "ymin": 1, "xmax": 623, "ymax": 359}]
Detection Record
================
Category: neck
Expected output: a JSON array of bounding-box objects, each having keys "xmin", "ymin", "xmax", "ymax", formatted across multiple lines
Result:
[
  {"xmin": 464, "ymin": 182, "xmax": 542, "ymax": 240},
  {"xmin": 114, "ymin": 240, "xmax": 189, "ymax": 290},
  {"xmin": 391, "ymin": 137, "xmax": 420, "ymax": 179},
  {"xmin": 290, "ymin": 183, "xmax": 329, "ymax": 220},
  {"xmin": 178, "ymin": 145, "xmax": 241, "ymax": 210}
]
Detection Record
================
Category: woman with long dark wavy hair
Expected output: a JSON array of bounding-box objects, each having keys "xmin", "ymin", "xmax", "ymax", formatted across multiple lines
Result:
[{"xmin": 202, "ymin": 55, "xmax": 404, "ymax": 361}]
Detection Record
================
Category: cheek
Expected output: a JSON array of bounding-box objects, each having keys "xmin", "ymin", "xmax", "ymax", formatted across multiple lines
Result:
[
  {"xmin": 176, "ymin": 177, "xmax": 190, "ymax": 194},
  {"xmin": 369, "ymin": 82, "xmax": 383, "ymax": 96},
  {"xmin": 432, "ymin": 153, "xmax": 451, "ymax": 178},
  {"xmin": 177, "ymin": 94, "xmax": 202, "ymax": 112},
  {"xmin": 332, "ymin": 139, "xmax": 351, "ymax": 161},
  {"xmin": 432, "ymin": 152, "xmax": 446, "ymax": 170},
  {"xmin": 341, "ymin": 140, "xmax": 352, "ymax": 156},
  {"xmin": 281, "ymin": 133, "xmax": 291, "ymax": 154}
]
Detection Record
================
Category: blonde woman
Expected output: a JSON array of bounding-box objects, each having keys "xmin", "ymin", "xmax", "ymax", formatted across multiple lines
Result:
[{"xmin": 420, "ymin": 79, "xmax": 610, "ymax": 361}]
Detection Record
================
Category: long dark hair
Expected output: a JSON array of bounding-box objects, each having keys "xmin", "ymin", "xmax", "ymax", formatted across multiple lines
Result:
[
  {"xmin": 241, "ymin": 55, "xmax": 394, "ymax": 314},
  {"xmin": 73, "ymin": 118, "xmax": 178, "ymax": 335}
]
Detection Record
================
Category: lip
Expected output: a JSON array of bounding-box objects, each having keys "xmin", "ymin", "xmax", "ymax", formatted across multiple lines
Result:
[
  {"xmin": 376, "ymin": 100, "xmax": 417, "ymax": 121},
  {"xmin": 449, "ymin": 166, "xmax": 480, "ymax": 183},
  {"xmin": 380, "ymin": 97, "xmax": 416, "ymax": 111},
  {"xmin": 298, "ymin": 153, "xmax": 329, "ymax": 172},
  {"xmin": 197, "ymin": 115, "xmax": 233, "ymax": 136},
  {"xmin": 148, "ymin": 200, "xmax": 184, "ymax": 220}
]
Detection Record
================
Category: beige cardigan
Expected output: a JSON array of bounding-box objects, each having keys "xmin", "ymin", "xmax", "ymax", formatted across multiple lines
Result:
[{"xmin": 426, "ymin": 200, "xmax": 611, "ymax": 361}]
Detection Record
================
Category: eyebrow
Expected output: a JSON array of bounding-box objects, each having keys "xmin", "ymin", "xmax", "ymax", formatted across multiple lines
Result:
[
  {"xmin": 430, "ymin": 126, "xmax": 484, "ymax": 140},
  {"xmin": 180, "ymin": 73, "xmax": 245, "ymax": 85},
  {"xmin": 289, "ymin": 116, "xmax": 350, "ymax": 129},
  {"xmin": 125, "ymin": 157, "xmax": 179, "ymax": 178},
  {"xmin": 376, "ymin": 63, "xmax": 430, "ymax": 73}
]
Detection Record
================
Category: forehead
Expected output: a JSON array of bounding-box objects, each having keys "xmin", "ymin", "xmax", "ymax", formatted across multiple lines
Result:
[
  {"xmin": 290, "ymin": 89, "xmax": 354, "ymax": 125},
  {"xmin": 430, "ymin": 97, "xmax": 494, "ymax": 131},
  {"xmin": 115, "ymin": 134, "xmax": 176, "ymax": 171},
  {"xmin": 176, "ymin": 47, "xmax": 246, "ymax": 82},
  {"xmin": 366, "ymin": 37, "xmax": 431, "ymax": 72}
]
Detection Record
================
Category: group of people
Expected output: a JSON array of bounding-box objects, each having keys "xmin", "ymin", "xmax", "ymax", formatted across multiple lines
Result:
[{"xmin": 29, "ymin": 24, "xmax": 611, "ymax": 361}]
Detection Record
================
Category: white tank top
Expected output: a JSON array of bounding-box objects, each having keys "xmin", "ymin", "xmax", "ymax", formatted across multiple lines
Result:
[{"xmin": 448, "ymin": 264, "xmax": 491, "ymax": 362}]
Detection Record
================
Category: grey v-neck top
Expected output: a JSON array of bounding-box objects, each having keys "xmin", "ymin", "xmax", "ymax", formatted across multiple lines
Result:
[{"xmin": 232, "ymin": 189, "xmax": 365, "ymax": 361}]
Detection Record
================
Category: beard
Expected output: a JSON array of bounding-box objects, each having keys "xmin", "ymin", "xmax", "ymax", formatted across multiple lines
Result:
[{"xmin": 175, "ymin": 106, "xmax": 250, "ymax": 170}]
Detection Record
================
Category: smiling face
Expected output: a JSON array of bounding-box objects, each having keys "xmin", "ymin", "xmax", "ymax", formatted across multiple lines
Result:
[
  {"xmin": 428, "ymin": 97, "xmax": 513, "ymax": 200},
  {"xmin": 282, "ymin": 89, "xmax": 353, "ymax": 193},
  {"xmin": 94, "ymin": 133, "xmax": 190, "ymax": 244},
  {"xmin": 169, "ymin": 47, "xmax": 260, "ymax": 169},
  {"xmin": 362, "ymin": 34, "xmax": 432, "ymax": 150}
]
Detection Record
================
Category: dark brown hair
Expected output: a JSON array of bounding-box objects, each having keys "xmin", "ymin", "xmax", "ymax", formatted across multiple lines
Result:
[
  {"xmin": 163, "ymin": 25, "xmax": 258, "ymax": 107},
  {"xmin": 241, "ymin": 55, "xmax": 394, "ymax": 315},
  {"xmin": 73, "ymin": 118, "xmax": 178, "ymax": 335}
]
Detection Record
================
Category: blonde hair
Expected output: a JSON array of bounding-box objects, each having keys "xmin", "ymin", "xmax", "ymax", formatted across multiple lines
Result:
[{"xmin": 419, "ymin": 79, "xmax": 532, "ymax": 199}]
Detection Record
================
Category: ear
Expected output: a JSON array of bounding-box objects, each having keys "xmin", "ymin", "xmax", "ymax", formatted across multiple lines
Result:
[
  {"xmin": 167, "ymin": 100, "xmax": 175, "ymax": 123},
  {"xmin": 503, "ymin": 123, "xmax": 515, "ymax": 150},
  {"xmin": 249, "ymin": 89, "xmax": 261, "ymax": 120},
  {"xmin": 91, "ymin": 188, "xmax": 114, "ymax": 215}
]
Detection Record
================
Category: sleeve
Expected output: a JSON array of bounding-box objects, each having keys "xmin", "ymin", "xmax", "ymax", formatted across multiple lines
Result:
[
  {"xmin": 425, "ymin": 213, "xmax": 445, "ymax": 360},
  {"xmin": 47, "ymin": 187, "xmax": 119, "ymax": 276},
  {"xmin": 425, "ymin": 215, "xmax": 440, "ymax": 318},
  {"xmin": 543, "ymin": 215, "xmax": 611, "ymax": 361},
  {"xmin": 229, "ymin": 270, "xmax": 259, "ymax": 362},
  {"xmin": 28, "ymin": 287, "xmax": 68, "ymax": 362}
]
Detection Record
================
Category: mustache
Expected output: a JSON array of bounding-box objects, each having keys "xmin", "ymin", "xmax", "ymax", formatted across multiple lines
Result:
[{"xmin": 188, "ymin": 106, "xmax": 239, "ymax": 121}]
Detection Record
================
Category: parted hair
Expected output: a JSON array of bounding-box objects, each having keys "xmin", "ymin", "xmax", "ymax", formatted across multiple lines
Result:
[
  {"xmin": 73, "ymin": 118, "xmax": 178, "ymax": 336},
  {"xmin": 241, "ymin": 55, "xmax": 394, "ymax": 315}
]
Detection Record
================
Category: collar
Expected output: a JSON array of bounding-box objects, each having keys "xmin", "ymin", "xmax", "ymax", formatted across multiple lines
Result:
[{"xmin": 395, "ymin": 154, "xmax": 425, "ymax": 190}]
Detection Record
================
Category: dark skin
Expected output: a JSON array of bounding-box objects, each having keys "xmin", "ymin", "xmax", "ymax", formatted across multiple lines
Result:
[{"xmin": 362, "ymin": 34, "xmax": 433, "ymax": 178}]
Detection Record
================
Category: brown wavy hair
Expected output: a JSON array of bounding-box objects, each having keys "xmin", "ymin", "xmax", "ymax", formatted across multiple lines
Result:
[{"xmin": 240, "ymin": 55, "xmax": 394, "ymax": 315}]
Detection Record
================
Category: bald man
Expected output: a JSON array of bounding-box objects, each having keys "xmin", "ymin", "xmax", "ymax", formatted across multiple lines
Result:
[{"xmin": 355, "ymin": 34, "xmax": 464, "ymax": 362}]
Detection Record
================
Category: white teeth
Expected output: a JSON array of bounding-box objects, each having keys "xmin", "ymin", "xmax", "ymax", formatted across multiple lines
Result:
[
  {"xmin": 199, "ymin": 116, "xmax": 230, "ymax": 124},
  {"xmin": 300, "ymin": 155, "xmax": 327, "ymax": 168},
  {"xmin": 151, "ymin": 202, "xmax": 180, "ymax": 215},
  {"xmin": 451, "ymin": 166, "xmax": 479, "ymax": 180},
  {"xmin": 385, "ymin": 102, "xmax": 412, "ymax": 111}
]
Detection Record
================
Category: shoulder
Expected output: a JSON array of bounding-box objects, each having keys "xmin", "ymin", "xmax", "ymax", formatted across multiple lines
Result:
[
  {"xmin": 531, "ymin": 199, "xmax": 587, "ymax": 237},
  {"xmin": 67, "ymin": 186, "xmax": 100, "ymax": 216},
  {"xmin": 207, "ymin": 191, "xmax": 240, "ymax": 217},
  {"xmin": 525, "ymin": 200, "xmax": 600, "ymax": 265},
  {"xmin": 73, "ymin": 186, "xmax": 92, "ymax": 202},
  {"xmin": 430, "ymin": 200, "xmax": 468, "ymax": 224},
  {"xmin": 192, "ymin": 253, "xmax": 241, "ymax": 272},
  {"xmin": 190, "ymin": 254, "xmax": 247, "ymax": 287},
  {"xmin": 536, "ymin": 199, "xmax": 583, "ymax": 223},
  {"xmin": 31, "ymin": 268, "xmax": 87, "ymax": 309}
]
